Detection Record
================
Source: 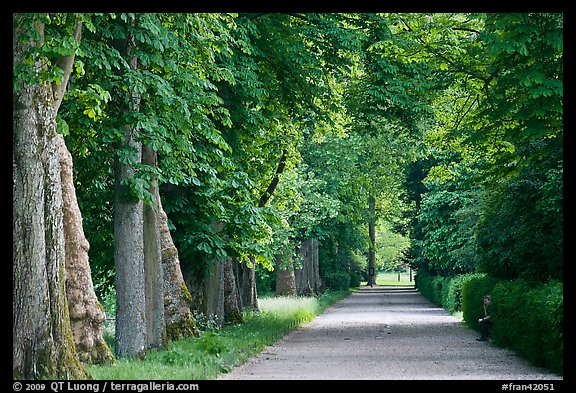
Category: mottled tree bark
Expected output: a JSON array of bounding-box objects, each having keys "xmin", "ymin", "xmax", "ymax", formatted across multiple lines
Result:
[
  {"xmin": 184, "ymin": 257, "xmax": 225, "ymax": 328},
  {"xmin": 13, "ymin": 15, "xmax": 88, "ymax": 379},
  {"xmin": 311, "ymin": 238, "xmax": 321, "ymax": 293},
  {"xmin": 113, "ymin": 26, "xmax": 148, "ymax": 358},
  {"xmin": 275, "ymin": 253, "xmax": 297, "ymax": 296},
  {"xmin": 113, "ymin": 125, "xmax": 146, "ymax": 358},
  {"xmin": 203, "ymin": 259, "xmax": 225, "ymax": 327},
  {"xmin": 237, "ymin": 257, "xmax": 259, "ymax": 311},
  {"xmin": 157, "ymin": 195, "xmax": 198, "ymax": 340},
  {"xmin": 142, "ymin": 145, "xmax": 166, "ymax": 349},
  {"xmin": 58, "ymin": 135, "xmax": 113, "ymax": 364},
  {"xmin": 295, "ymin": 238, "xmax": 321, "ymax": 295},
  {"xmin": 50, "ymin": 14, "xmax": 111, "ymax": 365},
  {"xmin": 295, "ymin": 240, "xmax": 314, "ymax": 295},
  {"xmin": 223, "ymin": 259, "xmax": 243, "ymax": 324}
]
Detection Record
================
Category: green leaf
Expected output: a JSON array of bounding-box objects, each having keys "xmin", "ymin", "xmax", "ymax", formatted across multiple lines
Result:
[{"xmin": 56, "ymin": 116, "xmax": 70, "ymax": 136}]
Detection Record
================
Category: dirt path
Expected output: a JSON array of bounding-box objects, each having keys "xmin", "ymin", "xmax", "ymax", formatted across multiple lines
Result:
[{"xmin": 219, "ymin": 286, "xmax": 563, "ymax": 380}]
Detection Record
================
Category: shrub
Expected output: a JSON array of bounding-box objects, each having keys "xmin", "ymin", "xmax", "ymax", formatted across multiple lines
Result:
[
  {"xmin": 349, "ymin": 271, "xmax": 362, "ymax": 288},
  {"xmin": 430, "ymin": 275, "xmax": 446, "ymax": 306},
  {"xmin": 442, "ymin": 274, "xmax": 464, "ymax": 313},
  {"xmin": 324, "ymin": 271, "xmax": 351, "ymax": 291},
  {"xmin": 415, "ymin": 270, "xmax": 447, "ymax": 307},
  {"xmin": 490, "ymin": 279, "xmax": 563, "ymax": 374},
  {"xmin": 414, "ymin": 269, "xmax": 434, "ymax": 300},
  {"xmin": 442, "ymin": 273, "xmax": 486, "ymax": 314},
  {"xmin": 461, "ymin": 274, "xmax": 500, "ymax": 329}
]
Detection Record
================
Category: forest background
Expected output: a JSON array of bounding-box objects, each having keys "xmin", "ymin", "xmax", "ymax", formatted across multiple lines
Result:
[{"xmin": 13, "ymin": 12, "xmax": 563, "ymax": 379}]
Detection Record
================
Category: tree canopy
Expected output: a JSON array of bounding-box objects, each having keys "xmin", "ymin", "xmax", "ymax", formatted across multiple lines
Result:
[
  {"xmin": 13, "ymin": 12, "xmax": 562, "ymax": 377},
  {"xmin": 48, "ymin": 11, "xmax": 563, "ymax": 291}
]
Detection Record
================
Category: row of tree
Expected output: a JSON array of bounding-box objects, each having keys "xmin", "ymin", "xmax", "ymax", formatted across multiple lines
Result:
[{"xmin": 13, "ymin": 12, "xmax": 562, "ymax": 379}]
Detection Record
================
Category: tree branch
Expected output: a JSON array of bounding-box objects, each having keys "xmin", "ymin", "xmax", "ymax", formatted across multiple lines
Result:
[
  {"xmin": 452, "ymin": 93, "xmax": 480, "ymax": 132},
  {"xmin": 452, "ymin": 27, "xmax": 482, "ymax": 34},
  {"xmin": 52, "ymin": 18, "xmax": 83, "ymax": 113},
  {"xmin": 258, "ymin": 149, "xmax": 288, "ymax": 207},
  {"xmin": 400, "ymin": 16, "xmax": 487, "ymax": 82}
]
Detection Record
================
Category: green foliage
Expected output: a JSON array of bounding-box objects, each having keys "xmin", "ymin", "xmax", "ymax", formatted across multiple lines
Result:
[
  {"xmin": 440, "ymin": 273, "xmax": 472, "ymax": 314},
  {"xmin": 375, "ymin": 220, "xmax": 410, "ymax": 270},
  {"xmin": 411, "ymin": 174, "xmax": 482, "ymax": 276},
  {"xmin": 16, "ymin": 12, "xmax": 562, "ymax": 376},
  {"xmin": 415, "ymin": 271, "xmax": 447, "ymax": 307},
  {"xmin": 460, "ymin": 274, "xmax": 500, "ymax": 330},
  {"xmin": 404, "ymin": 13, "xmax": 562, "ymax": 289},
  {"xmin": 471, "ymin": 14, "xmax": 562, "ymax": 150},
  {"xmin": 193, "ymin": 332, "xmax": 227, "ymax": 357},
  {"xmin": 417, "ymin": 271, "xmax": 491, "ymax": 315},
  {"xmin": 490, "ymin": 280, "xmax": 563, "ymax": 373},
  {"xmin": 190, "ymin": 310, "xmax": 222, "ymax": 333},
  {"xmin": 16, "ymin": 11, "xmax": 564, "ymax": 279},
  {"xmin": 349, "ymin": 271, "xmax": 362, "ymax": 288},
  {"xmin": 324, "ymin": 271, "xmax": 352, "ymax": 291},
  {"xmin": 13, "ymin": 13, "xmax": 85, "ymax": 91},
  {"xmin": 155, "ymin": 12, "xmax": 366, "ymax": 274},
  {"xmin": 94, "ymin": 273, "xmax": 117, "ymax": 320},
  {"xmin": 475, "ymin": 158, "xmax": 563, "ymax": 282}
]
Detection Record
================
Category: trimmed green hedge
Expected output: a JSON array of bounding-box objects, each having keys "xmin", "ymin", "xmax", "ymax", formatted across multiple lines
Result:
[
  {"xmin": 460, "ymin": 273, "xmax": 500, "ymax": 327},
  {"xmin": 415, "ymin": 271, "xmax": 563, "ymax": 375},
  {"xmin": 490, "ymin": 279, "xmax": 563, "ymax": 374}
]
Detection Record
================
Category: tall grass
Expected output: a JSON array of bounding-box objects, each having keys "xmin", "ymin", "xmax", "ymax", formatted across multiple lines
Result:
[{"xmin": 88, "ymin": 290, "xmax": 350, "ymax": 380}]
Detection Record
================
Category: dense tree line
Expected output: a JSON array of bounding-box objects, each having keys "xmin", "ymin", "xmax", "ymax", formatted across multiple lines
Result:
[
  {"xmin": 403, "ymin": 13, "xmax": 563, "ymax": 283},
  {"xmin": 13, "ymin": 12, "xmax": 562, "ymax": 379}
]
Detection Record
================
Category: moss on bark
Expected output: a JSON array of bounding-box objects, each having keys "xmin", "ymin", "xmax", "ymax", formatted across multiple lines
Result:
[{"xmin": 166, "ymin": 312, "xmax": 198, "ymax": 341}]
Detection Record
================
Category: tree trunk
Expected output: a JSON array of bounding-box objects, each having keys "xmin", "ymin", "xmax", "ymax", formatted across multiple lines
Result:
[
  {"xmin": 275, "ymin": 254, "xmax": 297, "ymax": 296},
  {"xmin": 114, "ymin": 125, "xmax": 146, "ymax": 358},
  {"xmin": 238, "ymin": 257, "xmax": 259, "ymax": 311},
  {"xmin": 203, "ymin": 259, "xmax": 225, "ymax": 327},
  {"xmin": 295, "ymin": 241, "xmax": 311, "ymax": 295},
  {"xmin": 13, "ymin": 15, "xmax": 88, "ymax": 380},
  {"xmin": 184, "ymin": 255, "xmax": 225, "ymax": 328},
  {"xmin": 58, "ymin": 135, "xmax": 114, "ymax": 365},
  {"xmin": 157, "ymin": 195, "xmax": 198, "ymax": 340},
  {"xmin": 295, "ymin": 239, "xmax": 320, "ymax": 295},
  {"xmin": 258, "ymin": 149, "xmax": 288, "ymax": 208},
  {"xmin": 142, "ymin": 145, "xmax": 166, "ymax": 349},
  {"xmin": 113, "ymin": 27, "xmax": 148, "ymax": 358},
  {"xmin": 311, "ymin": 238, "xmax": 321, "ymax": 293},
  {"xmin": 223, "ymin": 259, "xmax": 243, "ymax": 324},
  {"xmin": 368, "ymin": 195, "xmax": 376, "ymax": 286}
]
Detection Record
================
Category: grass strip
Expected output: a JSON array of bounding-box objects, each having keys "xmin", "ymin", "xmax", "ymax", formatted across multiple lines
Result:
[{"xmin": 88, "ymin": 290, "xmax": 351, "ymax": 380}]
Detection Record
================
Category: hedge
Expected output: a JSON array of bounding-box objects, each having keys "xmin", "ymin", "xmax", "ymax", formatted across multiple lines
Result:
[
  {"xmin": 415, "ymin": 271, "xmax": 563, "ymax": 375},
  {"xmin": 490, "ymin": 279, "xmax": 563, "ymax": 374}
]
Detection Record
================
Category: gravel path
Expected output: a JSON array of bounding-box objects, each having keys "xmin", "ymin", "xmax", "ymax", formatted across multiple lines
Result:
[{"xmin": 219, "ymin": 286, "xmax": 563, "ymax": 380}]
